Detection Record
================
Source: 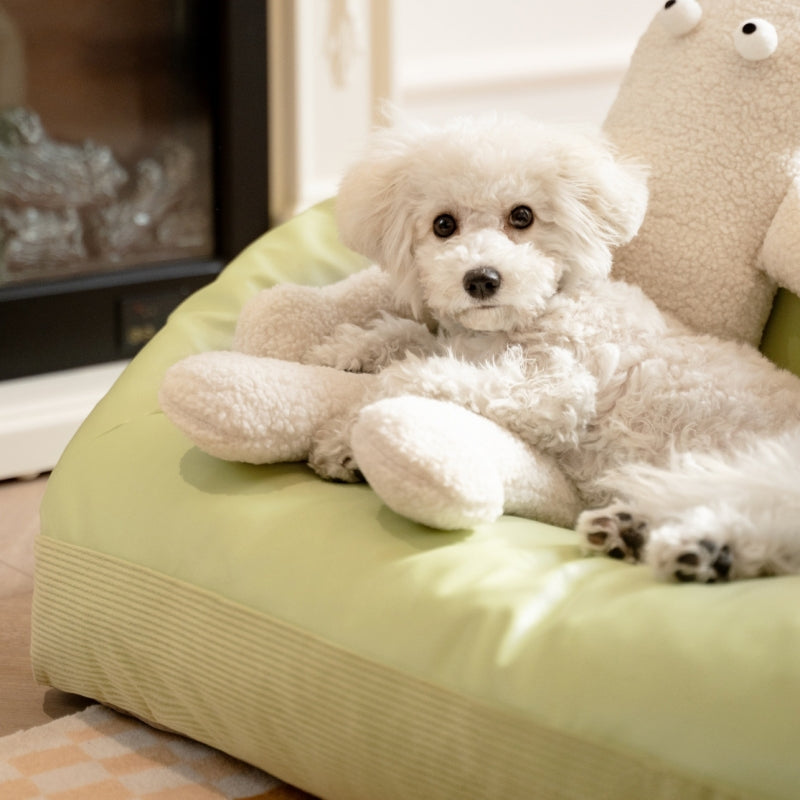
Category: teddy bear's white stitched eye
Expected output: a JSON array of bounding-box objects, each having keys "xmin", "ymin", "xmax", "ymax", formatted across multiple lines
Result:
[
  {"xmin": 734, "ymin": 19, "xmax": 778, "ymax": 61},
  {"xmin": 658, "ymin": 0, "xmax": 702, "ymax": 37}
]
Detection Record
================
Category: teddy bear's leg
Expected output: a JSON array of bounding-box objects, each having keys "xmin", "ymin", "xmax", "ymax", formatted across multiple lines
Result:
[
  {"xmin": 350, "ymin": 396, "xmax": 581, "ymax": 530},
  {"xmin": 159, "ymin": 351, "xmax": 375, "ymax": 464}
]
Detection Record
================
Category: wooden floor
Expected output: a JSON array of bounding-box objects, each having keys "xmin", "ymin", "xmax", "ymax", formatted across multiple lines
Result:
[{"xmin": 0, "ymin": 475, "xmax": 92, "ymax": 737}]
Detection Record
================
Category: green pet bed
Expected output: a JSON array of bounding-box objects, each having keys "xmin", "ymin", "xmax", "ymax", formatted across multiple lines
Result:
[{"xmin": 32, "ymin": 200, "xmax": 800, "ymax": 800}]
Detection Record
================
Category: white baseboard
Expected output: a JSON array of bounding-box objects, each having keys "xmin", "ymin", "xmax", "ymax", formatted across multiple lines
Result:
[{"xmin": 0, "ymin": 361, "xmax": 127, "ymax": 480}]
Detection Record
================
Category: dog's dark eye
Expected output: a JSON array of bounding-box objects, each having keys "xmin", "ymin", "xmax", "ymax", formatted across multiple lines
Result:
[
  {"xmin": 433, "ymin": 213, "xmax": 457, "ymax": 238},
  {"xmin": 508, "ymin": 205, "xmax": 534, "ymax": 229}
]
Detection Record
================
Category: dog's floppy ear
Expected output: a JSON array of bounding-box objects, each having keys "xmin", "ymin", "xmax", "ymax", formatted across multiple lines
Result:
[
  {"xmin": 578, "ymin": 140, "xmax": 649, "ymax": 246},
  {"xmin": 554, "ymin": 132, "xmax": 649, "ymax": 281},
  {"xmin": 336, "ymin": 122, "xmax": 428, "ymax": 317}
]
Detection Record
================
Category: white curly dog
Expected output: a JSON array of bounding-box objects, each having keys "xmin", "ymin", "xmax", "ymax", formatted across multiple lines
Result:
[{"xmin": 307, "ymin": 114, "xmax": 800, "ymax": 583}]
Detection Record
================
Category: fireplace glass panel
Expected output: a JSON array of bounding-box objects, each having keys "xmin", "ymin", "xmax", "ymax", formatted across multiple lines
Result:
[{"xmin": 0, "ymin": 0, "xmax": 214, "ymax": 288}]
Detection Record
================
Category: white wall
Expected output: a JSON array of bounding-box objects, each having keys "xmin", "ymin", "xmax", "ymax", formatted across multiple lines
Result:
[
  {"xmin": 269, "ymin": 0, "xmax": 379, "ymax": 225},
  {"xmin": 269, "ymin": 0, "xmax": 659, "ymax": 223},
  {"xmin": 391, "ymin": 0, "xmax": 655, "ymax": 125}
]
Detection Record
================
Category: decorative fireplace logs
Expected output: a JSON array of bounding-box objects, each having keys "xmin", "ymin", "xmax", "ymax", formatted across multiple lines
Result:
[{"xmin": 0, "ymin": 107, "xmax": 211, "ymax": 282}]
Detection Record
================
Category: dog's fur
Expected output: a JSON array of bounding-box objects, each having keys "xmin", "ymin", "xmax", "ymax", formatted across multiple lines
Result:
[{"xmin": 307, "ymin": 114, "xmax": 800, "ymax": 582}]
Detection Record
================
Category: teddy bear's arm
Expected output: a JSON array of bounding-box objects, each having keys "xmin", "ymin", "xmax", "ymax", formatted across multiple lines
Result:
[
  {"xmin": 232, "ymin": 266, "xmax": 399, "ymax": 361},
  {"xmin": 159, "ymin": 352, "xmax": 375, "ymax": 465},
  {"xmin": 303, "ymin": 313, "xmax": 439, "ymax": 373},
  {"xmin": 760, "ymin": 177, "xmax": 800, "ymax": 297}
]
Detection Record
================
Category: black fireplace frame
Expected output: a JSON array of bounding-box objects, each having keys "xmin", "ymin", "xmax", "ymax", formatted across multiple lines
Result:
[{"xmin": 0, "ymin": 1, "xmax": 268, "ymax": 381}]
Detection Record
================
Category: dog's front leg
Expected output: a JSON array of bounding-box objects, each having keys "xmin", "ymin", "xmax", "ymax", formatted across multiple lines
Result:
[
  {"xmin": 304, "ymin": 314, "xmax": 439, "ymax": 373},
  {"xmin": 487, "ymin": 347, "xmax": 598, "ymax": 451},
  {"xmin": 377, "ymin": 348, "xmax": 597, "ymax": 452}
]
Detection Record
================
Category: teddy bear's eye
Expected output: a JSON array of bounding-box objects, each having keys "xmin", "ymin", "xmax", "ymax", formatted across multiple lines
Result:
[
  {"xmin": 658, "ymin": 0, "xmax": 702, "ymax": 37},
  {"xmin": 734, "ymin": 19, "xmax": 778, "ymax": 61},
  {"xmin": 508, "ymin": 205, "xmax": 534, "ymax": 230},
  {"xmin": 433, "ymin": 213, "xmax": 458, "ymax": 238}
]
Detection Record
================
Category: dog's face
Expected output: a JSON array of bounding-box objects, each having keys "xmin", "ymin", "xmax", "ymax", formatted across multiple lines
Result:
[
  {"xmin": 336, "ymin": 115, "xmax": 648, "ymax": 332},
  {"xmin": 405, "ymin": 170, "xmax": 572, "ymax": 333}
]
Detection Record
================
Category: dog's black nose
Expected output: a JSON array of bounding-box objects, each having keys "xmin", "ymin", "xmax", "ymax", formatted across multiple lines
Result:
[{"xmin": 463, "ymin": 267, "xmax": 501, "ymax": 300}]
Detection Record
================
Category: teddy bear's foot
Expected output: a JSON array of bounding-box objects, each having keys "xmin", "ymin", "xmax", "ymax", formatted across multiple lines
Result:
[
  {"xmin": 159, "ymin": 352, "xmax": 374, "ymax": 464},
  {"xmin": 351, "ymin": 396, "xmax": 580, "ymax": 530}
]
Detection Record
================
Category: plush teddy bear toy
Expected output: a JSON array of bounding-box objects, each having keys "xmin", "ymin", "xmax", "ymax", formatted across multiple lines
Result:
[
  {"xmin": 604, "ymin": 0, "xmax": 800, "ymax": 346},
  {"xmin": 160, "ymin": 0, "xmax": 800, "ymax": 530}
]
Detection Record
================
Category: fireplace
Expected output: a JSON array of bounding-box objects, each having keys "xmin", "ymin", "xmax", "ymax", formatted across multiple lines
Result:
[{"xmin": 0, "ymin": 0, "xmax": 268, "ymax": 380}]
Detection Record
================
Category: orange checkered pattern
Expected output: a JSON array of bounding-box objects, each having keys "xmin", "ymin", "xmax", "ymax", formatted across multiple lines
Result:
[{"xmin": 0, "ymin": 705, "xmax": 286, "ymax": 799}]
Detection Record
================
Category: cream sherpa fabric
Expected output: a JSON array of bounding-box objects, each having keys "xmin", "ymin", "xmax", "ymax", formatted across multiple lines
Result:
[
  {"xmin": 352, "ymin": 396, "xmax": 582, "ymax": 530},
  {"xmin": 159, "ymin": 352, "xmax": 375, "ymax": 464},
  {"xmin": 604, "ymin": 0, "xmax": 800, "ymax": 345},
  {"xmin": 232, "ymin": 265, "xmax": 399, "ymax": 361}
]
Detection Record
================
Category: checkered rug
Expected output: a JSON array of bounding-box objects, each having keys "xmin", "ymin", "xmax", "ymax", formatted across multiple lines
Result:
[{"xmin": 0, "ymin": 705, "xmax": 314, "ymax": 799}]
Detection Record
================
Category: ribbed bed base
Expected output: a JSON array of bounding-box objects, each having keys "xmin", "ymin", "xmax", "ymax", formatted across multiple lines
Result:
[{"xmin": 30, "ymin": 536, "xmax": 746, "ymax": 800}]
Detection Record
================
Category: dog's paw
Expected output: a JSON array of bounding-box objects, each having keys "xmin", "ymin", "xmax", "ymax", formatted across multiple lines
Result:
[
  {"xmin": 308, "ymin": 451, "xmax": 362, "ymax": 483},
  {"xmin": 648, "ymin": 536, "xmax": 733, "ymax": 584},
  {"xmin": 308, "ymin": 426, "xmax": 363, "ymax": 483},
  {"xmin": 304, "ymin": 341, "xmax": 369, "ymax": 372},
  {"xmin": 577, "ymin": 502, "xmax": 648, "ymax": 564}
]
